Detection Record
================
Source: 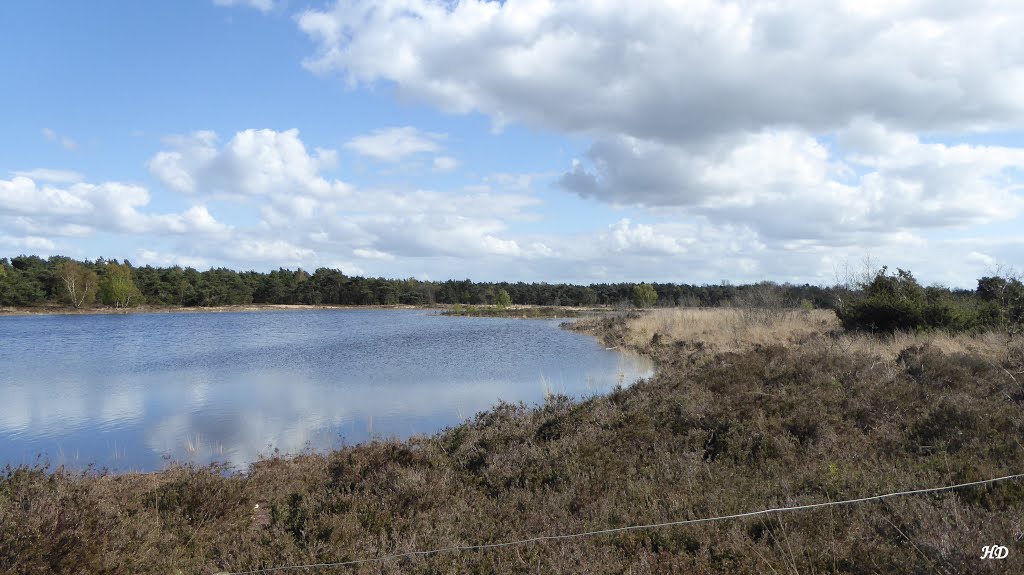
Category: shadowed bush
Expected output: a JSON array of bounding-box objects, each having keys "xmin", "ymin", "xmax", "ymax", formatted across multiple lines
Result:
[{"xmin": 838, "ymin": 267, "xmax": 999, "ymax": 334}]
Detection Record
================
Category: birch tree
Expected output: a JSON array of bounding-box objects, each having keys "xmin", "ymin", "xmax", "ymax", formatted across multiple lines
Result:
[
  {"xmin": 55, "ymin": 260, "xmax": 98, "ymax": 309},
  {"xmin": 632, "ymin": 283, "xmax": 658, "ymax": 308},
  {"xmin": 99, "ymin": 262, "xmax": 144, "ymax": 308}
]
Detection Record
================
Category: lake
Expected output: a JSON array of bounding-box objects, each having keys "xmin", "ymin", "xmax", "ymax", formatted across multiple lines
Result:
[{"xmin": 0, "ymin": 309, "xmax": 652, "ymax": 471}]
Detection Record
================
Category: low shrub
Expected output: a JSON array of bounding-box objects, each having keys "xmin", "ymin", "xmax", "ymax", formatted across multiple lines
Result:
[{"xmin": 838, "ymin": 267, "xmax": 997, "ymax": 334}]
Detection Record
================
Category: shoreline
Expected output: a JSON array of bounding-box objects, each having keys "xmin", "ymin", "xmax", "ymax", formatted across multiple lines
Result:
[
  {"xmin": 0, "ymin": 303, "xmax": 614, "ymax": 318},
  {"xmin": 0, "ymin": 303, "xmax": 435, "ymax": 317}
]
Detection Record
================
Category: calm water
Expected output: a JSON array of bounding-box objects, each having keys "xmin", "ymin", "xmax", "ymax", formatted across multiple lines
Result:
[{"xmin": 0, "ymin": 309, "xmax": 652, "ymax": 471}]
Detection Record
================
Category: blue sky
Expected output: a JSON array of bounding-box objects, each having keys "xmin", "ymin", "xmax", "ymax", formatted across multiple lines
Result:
[{"xmin": 2, "ymin": 1, "xmax": 1023, "ymax": 287}]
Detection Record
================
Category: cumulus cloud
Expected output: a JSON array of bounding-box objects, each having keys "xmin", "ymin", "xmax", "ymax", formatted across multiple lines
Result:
[
  {"xmin": 294, "ymin": 0, "xmax": 1024, "ymax": 285},
  {"xmin": 0, "ymin": 175, "xmax": 230, "ymax": 239},
  {"xmin": 149, "ymin": 128, "xmax": 348, "ymax": 198},
  {"xmin": 165, "ymin": 206, "xmax": 231, "ymax": 235},
  {"xmin": 601, "ymin": 219, "xmax": 692, "ymax": 256},
  {"xmin": 520, "ymin": 220, "xmax": 1003, "ymax": 287},
  {"xmin": 560, "ymin": 125, "xmax": 1024, "ymax": 241},
  {"xmin": 345, "ymin": 126, "xmax": 444, "ymax": 162},
  {"xmin": 298, "ymin": 0, "xmax": 1024, "ymax": 140},
  {"xmin": 142, "ymin": 128, "xmax": 543, "ymax": 268}
]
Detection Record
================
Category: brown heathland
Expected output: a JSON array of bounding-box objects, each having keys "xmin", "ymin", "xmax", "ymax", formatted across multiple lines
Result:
[{"xmin": 2, "ymin": 309, "xmax": 1023, "ymax": 573}]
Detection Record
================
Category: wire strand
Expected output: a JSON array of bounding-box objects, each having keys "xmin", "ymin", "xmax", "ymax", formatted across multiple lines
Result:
[{"xmin": 223, "ymin": 472, "xmax": 1024, "ymax": 575}]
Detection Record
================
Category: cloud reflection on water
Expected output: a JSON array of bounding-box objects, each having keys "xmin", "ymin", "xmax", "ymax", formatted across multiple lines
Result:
[{"xmin": 0, "ymin": 311, "xmax": 652, "ymax": 470}]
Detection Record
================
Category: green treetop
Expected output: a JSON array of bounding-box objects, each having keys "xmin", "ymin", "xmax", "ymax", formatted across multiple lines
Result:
[{"xmin": 632, "ymin": 283, "xmax": 658, "ymax": 308}]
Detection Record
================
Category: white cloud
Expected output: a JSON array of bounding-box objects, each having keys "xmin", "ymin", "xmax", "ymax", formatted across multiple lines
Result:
[
  {"xmin": 10, "ymin": 108, "xmax": 1015, "ymax": 287},
  {"xmin": 10, "ymin": 169, "xmax": 83, "ymax": 184},
  {"xmin": 136, "ymin": 250, "xmax": 211, "ymax": 270},
  {"xmin": 345, "ymin": 126, "xmax": 444, "ymax": 162},
  {"xmin": 143, "ymin": 128, "xmax": 552, "ymax": 267},
  {"xmin": 41, "ymin": 128, "xmax": 79, "ymax": 151},
  {"xmin": 354, "ymin": 213, "xmax": 524, "ymax": 258},
  {"xmin": 507, "ymin": 217, "xmax": 1006, "ymax": 287},
  {"xmin": 560, "ymin": 125, "xmax": 1024, "ymax": 242},
  {"xmin": 602, "ymin": 219, "xmax": 691, "ymax": 256},
  {"xmin": 154, "ymin": 206, "xmax": 231, "ymax": 235},
  {"xmin": 149, "ymin": 128, "xmax": 348, "ymax": 198},
  {"xmin": 298, "ymin": 1, "xmax": 1024, "ymax": 140},
  {"xmin": 136, "ymin": 127, "xmax": 1024, "ymax": 284},
  {"xmin": 0, "ymin": 175, "xmax": 230, "ymax": 238},
  {"xmin": 966, "ymin": 251, "xmax": 997, "ymax": 268},
  {"xmin": 224, "ymin": 238, "xmax": 316, "ymax": 265},
  {"xmin": 0, "ymin": 176, "xmax": 93, "ymax": 216},
  {"xmin": 294, "ymin": 0, "xmax": 1024, "ymax": 284},
  {"xmin": 0, "ymin": 234, "xmax": 57, "ymax": 252},
  {"xmin": 353, "ymin": 248, "xmax": 395, "ymax": 260},
  {"xmin": 432, "ymin": 156, "xmax": 459, "ymax": 172},
  {"xmin": 213, "ymin": 0, "xmax": 274, "ymax": 12},
  {"xmin": 147, "ymin": 131, "xmax": 217, "ymax": 194},
  {"xmin": 325, "ymin": 260, "xmax": 365, "ymax": 276}
]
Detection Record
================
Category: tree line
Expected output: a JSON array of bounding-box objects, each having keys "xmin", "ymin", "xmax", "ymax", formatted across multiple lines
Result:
[
  {"xmin": 1, "ymin": 255, "xmax": 1020, "ymax": 335},
  {"xmin": 0, "ymin": 254, "xmax": 836, "ymax": 309}
]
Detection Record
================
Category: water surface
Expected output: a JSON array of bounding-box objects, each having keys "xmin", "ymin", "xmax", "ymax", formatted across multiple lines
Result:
[{"xmin": 0, "ymin": 309, "xmax": 651, "ymax": 471}]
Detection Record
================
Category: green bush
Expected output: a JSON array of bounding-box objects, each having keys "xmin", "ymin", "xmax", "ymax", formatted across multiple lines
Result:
[
  {"xmin": 496, "ymin": 289, "xmax": 512, "ymax": 309},
  {"xmin": 631, "ymin": 283, "xmax": 658, "ymax": 308},
  {"xmin": 98, "ymin": 262, "xmax": 144, "ymax": 308},
  {"xmin": 976, "ymin": 275, "xmax": 1024, "ymax": 334},
  {"xmin": 838, "ymin": 267, "xmax": 988, "ymax": 333}
]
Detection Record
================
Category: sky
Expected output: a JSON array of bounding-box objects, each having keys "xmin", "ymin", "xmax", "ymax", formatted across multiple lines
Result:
[{"xmin": 1, "ymin": 0, "xmax": 1023, "ymax": 287}]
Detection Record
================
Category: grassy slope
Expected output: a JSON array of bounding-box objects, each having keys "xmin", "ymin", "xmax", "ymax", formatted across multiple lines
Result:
[{"xmin": 2, "ymin": 310, "xmax": 1023, "ymax": 574}]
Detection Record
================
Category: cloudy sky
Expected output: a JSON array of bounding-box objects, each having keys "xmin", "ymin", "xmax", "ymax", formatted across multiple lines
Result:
[{"xmin": 2, "ymin": 1, "xmax": 1023, "ymax": 286}]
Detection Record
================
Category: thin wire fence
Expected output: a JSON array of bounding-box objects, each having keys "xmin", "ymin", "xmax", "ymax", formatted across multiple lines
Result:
[{"xmin": 222, "ymin": 472, "xmax": 1024, "ymax": 575}]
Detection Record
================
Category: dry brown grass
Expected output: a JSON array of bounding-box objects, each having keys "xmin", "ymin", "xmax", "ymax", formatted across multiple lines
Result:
[
  {"xmin": 624, "ymin": 307, "xmax": 1023, "ymax": 364},
  {"xmin": 623, "ymin": 308, "xmax": 838, "ymax": 352}
]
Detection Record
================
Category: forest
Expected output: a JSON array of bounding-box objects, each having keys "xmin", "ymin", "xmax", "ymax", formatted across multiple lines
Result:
[{"xmin": 0, "ymin": 254, "xmax": 835, "ymax": 309}]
